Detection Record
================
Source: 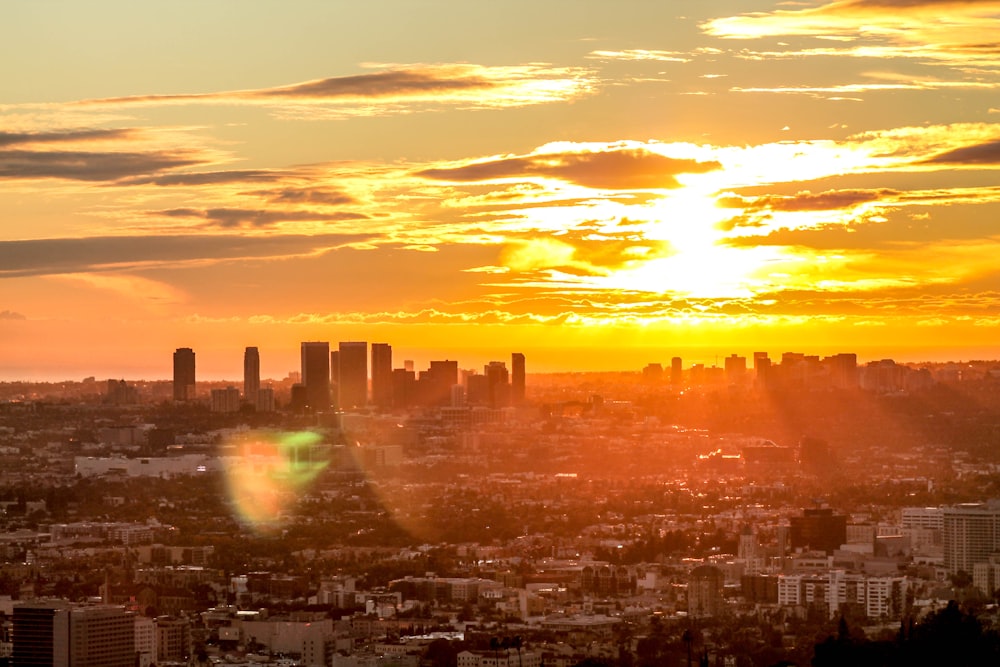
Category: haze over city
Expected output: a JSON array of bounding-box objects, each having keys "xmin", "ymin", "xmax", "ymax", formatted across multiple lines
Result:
[
  {"xmin": 4, "ymin": 1, "xmax": 1000, "ymax": 381},
  {"xmin": 6, "ymin": 4, "xmax": 1000, "ymax": 663}
]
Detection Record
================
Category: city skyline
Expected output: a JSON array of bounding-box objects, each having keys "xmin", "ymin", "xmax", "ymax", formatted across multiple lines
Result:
[{"xmin": 4, "ymin": 2, "xmax": 1000, "ymax": 380}]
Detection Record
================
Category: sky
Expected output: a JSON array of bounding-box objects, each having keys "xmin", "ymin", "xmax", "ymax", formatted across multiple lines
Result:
[{"xmin": 3, "ymin": 0, "xmax": 1000, "ymax": 381}]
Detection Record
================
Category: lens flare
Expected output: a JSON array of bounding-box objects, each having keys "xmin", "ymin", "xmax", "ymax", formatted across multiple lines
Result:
[{"xmin": 222, "ymin": 431, "xmax": 328, "ymax": 533}]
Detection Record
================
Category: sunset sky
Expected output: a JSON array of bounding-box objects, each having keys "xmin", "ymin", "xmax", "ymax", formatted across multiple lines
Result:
[{"xmin": 3, "ymin": 0, "xmax": 1000, "ymax": 381}]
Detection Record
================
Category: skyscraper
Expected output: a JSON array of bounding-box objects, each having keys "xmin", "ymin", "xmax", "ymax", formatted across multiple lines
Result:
[
  {"xmin": 485, "ymin": 360, "xmax": 510, "ymax": 408},
  {"xmin": 300, "ymin": 342, "xmax": 331, "ymax": 411},
  {"xmin": 172, "ymin": 347, "xmax": 195, "ymax": 401},
  {"xmin": 511, "ymin": 352, "xmax": 525, "ymax": 404},
  {"xmin": 338, "ymin": 341, "xmax": 368, "ymax": 409},
  {"xmin": 671, "ymin": 356, "xmax": 683, "ymax": 385},
  {"xmin": 243, "ymin": 346, "xmax": 260, "ymax": 401},
  {"xmin": 371, "ymin": 343, "xmax": 392, "ymax": 409}
]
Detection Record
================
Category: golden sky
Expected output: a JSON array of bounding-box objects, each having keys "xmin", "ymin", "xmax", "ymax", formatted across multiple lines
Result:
[{"xmin": 3, "ymin": 0, "xmax": 1000, "ymax": 380}]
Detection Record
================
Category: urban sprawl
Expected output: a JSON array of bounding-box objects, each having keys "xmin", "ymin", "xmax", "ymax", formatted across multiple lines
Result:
[{"xmin": 2, "ymin": 344, "xmax": 1000, "ymax": 665}]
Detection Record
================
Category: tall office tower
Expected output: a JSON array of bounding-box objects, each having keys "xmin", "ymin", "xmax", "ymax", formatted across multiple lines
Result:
[
  {"xmin": 511, "ymin": 352, "xmax": 525, "ymax": 404},
  {"xmin": 338, "ymin": 341, "xmax": 368, "ymax": 409},
  {"xmin": 300, "ymin": 342, "xmax": 331, "ymax": 411},
  {"xmin": 826, "ymin": 352, "xmax": 859, "ymax": 389},
  {"xmin": 371, "ymin": 343, "xmax": 393, "ymax": 409},
  {"xmin": 670, "ymin": 356, "xmax": 682, "ymax": 385},
  {"xmin": 753, "ymin": 351, "xmax": 771, "ymax": 388},
  {"xmin": 243, "ymin": 347, "xmax": 260, "ymax": 401},
  {"xmin": 484, "ymin": 361, "xmax": 510, "ymax": 408},
  {"xmin": 13, "ymin": 602, "xmax": 135, "ymax": 667},
  {"xmin": 943, "ymin": 503, "xmax": 1000, "ymax": 574},
  {"xmin": 392, "ymin": 368, "xmax": 415, "ymax": 408},
  {"xmin": 172, "ymin": 347, "xmax": 196, "ymax": 401},
  {"xmin": 420, "ymin": 360, "xmax": 459, "ymax": 406},
  {"xmin": 725, "ymin": 354, "xmax": 747, "ymax": 385},
  {"xmin": 329, "ymin": 350, "xmax": 340, "ymax": 409}
]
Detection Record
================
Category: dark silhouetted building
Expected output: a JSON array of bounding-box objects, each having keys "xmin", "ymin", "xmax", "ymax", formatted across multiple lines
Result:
[
  {"xmin": 725, "ymin": 354, "xmax": 747, "ymax": 384},
  {"xmin": 392, "ymin": 368, "xmax": 416, "ymax": 408},
  {"xmin": 172, "ymin": 347, "xmax": 195, "ymax": 401},
  {"xmin": 419, "ymin": 360, "xmax": 458, "ymax": 406},
  {"xmin": 484, "ymin": 361, "xmax": 510, "ymax": 408},
  {"xmin": 790, "ymin": 508, "xmax": 847, "ymax": 555},
  {"xmin": 642, "ymin": 363, "xmax": 663, "ymax": 382},
  {"xmin": 371, "ymin": 343, "xmax": 393, "ymax": 409},
  {"xmin": 671, "ymin": 356, "xmax": 682, "ymax": 385},
  {"xmin": 338, "ymin": 341, "xmax": 368, "ymax": 409},
  {"xmin": 243, "ymin": 346, "xmax": 260, "ymax": 401},
  {"xmin": 300, "ymin": 342, "xmax": 331, "ymax": 411},
  {"xmin": 512, "ymin": 352, "xmax": 525, "ymax": 404}
]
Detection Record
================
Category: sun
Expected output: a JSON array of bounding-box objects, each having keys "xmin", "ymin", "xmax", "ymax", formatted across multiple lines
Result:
[{"xmin": 596, "ymin": 184, "xmax": 785, "ymax": 299}]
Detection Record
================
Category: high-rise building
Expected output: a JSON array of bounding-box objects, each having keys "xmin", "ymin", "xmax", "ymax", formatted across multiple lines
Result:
[
  {"xmin": 329, "ymin": 350, "xmax": 340, "ymax": 409},
  {"xmin": 754, "ymin": 352, "xmax": 772, "ymax": 388},
  {"xmin": 300, "ymin": 342, "xmax": 331, "ymax": 411},
  {"xmin": 484, "ymin": 361, "xmax": 510, "ymax": 408},
  {"xmin": 13, "ymin": 602, "xmax": 135, "ymax": 667},
  {"xmin": 670, "ymin": 356, "xmax": 682, "ymax": 385},
  {"xmin": 688, "ymin": 565, "xmax": 724, "ymax": 618},
  {"xmin": 338, "ymin": 341, "xmax": 368, "ymax": 409},
  {"xmin": 420, "ymin": 360, "xmax": 458, "ymax": 406},
  {"xmin": 172, "ymin": 348, "xmax": 195, "ymax": 401},
  {"xmin": 943, "ymin": 503, "xmax": 1000, "ymax": 574},
  {"xmin": 211, "ymin": 387, "xmax": 241, "ymax": 413},
  {"xmin": 725, "ymin": 354, "xmax": 747, "ymax": 384},
  {"xmin": 371, "ymin": 343, "xmax": 393, "ymax": 409},
  {"xmin": 243, "ymin": 347, "xmax": 260, "ymax": 401},
  {"xmin": 511, "ymin": 352, "xmax": 525, "ymax": 404}
]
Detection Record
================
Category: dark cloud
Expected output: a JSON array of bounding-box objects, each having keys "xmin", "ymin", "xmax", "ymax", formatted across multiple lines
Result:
[
  {"xmin": 923, "ymin": 139, "xmax": 1000, "ymax": 165},
  {"xmin": 259, "ymin": 69, "xmax": 492, "ymax": 99},
  {"xmin": 120, "ymin": 170, "xmax": 284, "ymax": 186},
  {"xmin": 420, "ymin": 149, "xmax": 721, "ymax": 189},
  {"xmin": 79, "ymin": 64, "xmax": 589, "ymax": 110},
  {"xmin": 159, "ymin": 208, "xmax": 368, "ymax": 228},
  {"xmin": 0, "ymin": 310, "xmax": 27, "ymax": 320},
  {"xmin": 267, "ymin": 188, "xmax": 357, "ymax": 206},
  {"xmin": 0, "ymin": 129, "xmax": 132, "ymax": 147},
  {"xmin": 718, "ymin": 188, "xmax": 898, "ymax": 212},
  {"xmin": 0, "ymin": 233, "xmax": 376, "ymax": 279},
  {"xmin": 0, "ymin": 149, "xmax": 200, "ymax": 181}
]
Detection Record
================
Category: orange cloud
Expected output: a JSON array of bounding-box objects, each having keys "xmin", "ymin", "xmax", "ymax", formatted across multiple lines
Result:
[{"xmin": 69, "ymin": 63, "xmax": 596, "ymax": 118}]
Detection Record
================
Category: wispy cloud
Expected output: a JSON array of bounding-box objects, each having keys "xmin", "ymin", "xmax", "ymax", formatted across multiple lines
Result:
[
  {"xmin": 0, "ymin": 148, "xmax": 201, "ymax": 181},
  {"xmin": 588, "ymin": 49, "xmax": 691, "ymax": 63},
  {"xmin": 0, "ymin": 128, "xmax": 133, "ymax": 147},
  {"xmin": 158, "ymin": 207, "xmax": 369, "ymax": 229},
  {"xmin": 67, "ymin": 63, "xmax": 596, "ymax": 118},
  {"xmin": 0, "ymin": 233, "xmax": 376, "ymax": 279}
]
